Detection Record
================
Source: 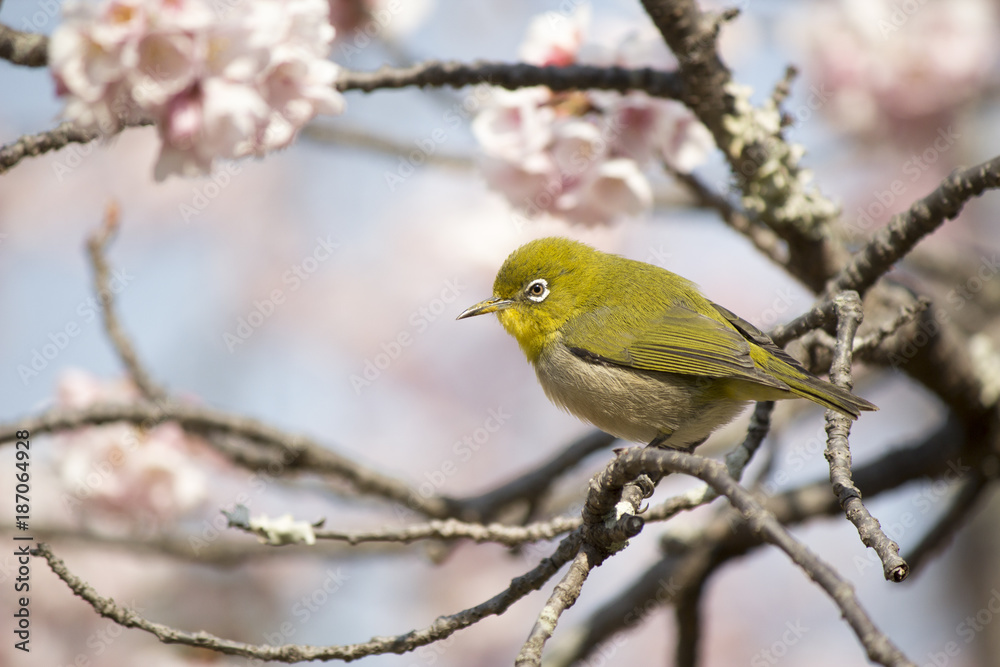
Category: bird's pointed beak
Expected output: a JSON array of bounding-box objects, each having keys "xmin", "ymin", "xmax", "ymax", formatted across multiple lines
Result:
[{"xmin": 456, "ymin": 296, "xmax": 514, "ymax": 320}]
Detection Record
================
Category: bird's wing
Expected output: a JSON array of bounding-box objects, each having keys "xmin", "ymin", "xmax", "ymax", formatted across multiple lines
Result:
[
  {"xmin": 709, "ymin": 303, "xmax": 812, "ymax": 373},
  {"xmin": 562, "ymin": 302, "xmax": 790, "ymax": 390}
]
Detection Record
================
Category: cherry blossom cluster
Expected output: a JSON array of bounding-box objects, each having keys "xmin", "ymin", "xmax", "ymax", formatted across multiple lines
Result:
[
  {"xmin": 49, "ymin": 0, "xmax": 345, "ymax": 180},
  {"xmin": 54, "ymin": 370, "xmax": 215, "ymax": 526},
  {"xmin": 794, "ymin": 0, "xmax": 996, "ymax": 134},
  {"xmin": 472, "ymin": 7, "xmax": 713, "ymax": 226}
]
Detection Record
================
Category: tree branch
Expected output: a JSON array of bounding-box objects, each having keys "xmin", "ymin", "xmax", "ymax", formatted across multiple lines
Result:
[
  {"xmin": 1, "ymin": 401, "xmax": 453, "ymax": 518},
  {"xmin": 229, "ymin": 512, "xmax": 580, "ymax": 548},
  {"xmin": 34, "ymin": 534, "xmax": 582, "ymax": 661},
  {"xmin": 638, "ymin": 0, "xmax": 846, "ymax": 289},
  {"xmin": 515, "ymin": 545, "xmax": 603, "ymax": 667},
  {"xmin": 87, "ymin": 203, "xmax": 167, "ymax": 400},
  {"xmin": 0, "ymin": 23, "xmax": 47, "ymax": 67},
  {"xmin": 337, "ymin": 60, "xmax": 684, "ymax": 99},
  {"xmin": 824, "ymin": 292, "xmax": 908, "ymax": 582},
  {"xmin": 829, "ymin": 156, "xmax": 1000, "ymax": 297},
  {"xmin": 454, "ymin": 430, "xmax": 616, "ymax": 523},
  {"xmin": 582, "ymin": 446, "xmax": 916, "ymax": 666}
]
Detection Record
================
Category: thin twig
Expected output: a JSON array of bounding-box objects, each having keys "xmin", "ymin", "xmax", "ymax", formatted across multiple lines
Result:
[
  {"xmin": 853, "ymin": 297, "xmax": 931, "ymax": 355},
  {"xmin": 2, "ymin": 524, "xmax": 390, "ymax": 564},
  {"xmin": 829, "ymin": 156, "xmax": 1000, "ymax": 297},
  {"xmin": 1, "ymin": 401, "xmax": 453, "ymax": 518},
  {"xmin": 770, "ymin": 65, "xmax": 798, "ymax": 109},
  {"xmin": 825, "ymin": 292, "xmax": 908, "ymax": 582},
  {"xmin": 515, "ymin": 545, "xmax": 603, "ymax": 667},
  {"xmin": 86, "ymin": 203, "xmax": 166, "ymax": 400},
  {"xmin": 233, "ymin": 514, "xmax": 581, "ymax": 547},
  {"xmin": 587, "ymin": 447, "xmax": 916, "ymax": 667},
  {"xmin": 455, "ymin": 430, "xmax": 616, "ymax": 522},
  {"xmin": 34, "ymin": 535, "xmax": 582, "ymax": 661},
  {"xmin": 515, "ymin": 459, "xmax": 653, "ymax": 666}
]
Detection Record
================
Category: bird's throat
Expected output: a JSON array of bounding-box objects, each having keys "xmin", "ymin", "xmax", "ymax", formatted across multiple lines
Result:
[{"xmin": 497, "ymin": 309, "xmax": 557, "ymax": 364}]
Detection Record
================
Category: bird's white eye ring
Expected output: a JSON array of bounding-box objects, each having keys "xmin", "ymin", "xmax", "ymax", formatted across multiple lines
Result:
[{"xmin": 526, "ymin": 278, "xmax": 549, "ymax": 302}]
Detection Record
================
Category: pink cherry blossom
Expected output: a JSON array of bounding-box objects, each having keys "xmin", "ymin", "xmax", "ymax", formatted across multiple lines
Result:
[
  {"xmin": 53, "ymin": 370, "xmax": 217, "ymax": 526},
  {"xmin": 50, "ymin": 0, "xmax": 346, "ymax": 180},
  {"xmin": 518, "ymin": 5, "xmax": 589, "ymax": 67},
  {"xmin": 473, "ymin": 5, "xmax": 711, "ymax": 226},
  {"xmin": 791, "ymin": 0, "xmax": 997, "ymax": 134}
]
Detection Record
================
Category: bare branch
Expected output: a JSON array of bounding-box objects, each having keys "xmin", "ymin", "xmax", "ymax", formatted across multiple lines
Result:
[
  {"xmin": 456, "ymin": 430, "xmax": 616, "ymax": 523},
  {"xmin": 674, "ymin": 578, "xmax": 706, "ymax": 667},
  {"xmin": 645, "ymin": 401, "xmax": 773, "ymax": 522},
  {"xmin": 548, "ymin": 420, "xmax": 964, "ymax": 666},
  {"xmin": 585, "ymin": 447, "xmax": 916, "ymax": 667},
  {"xmin": 829, "ymin": 156, "xmax": 1000, "ymax": 297},
  {"xmin": 638, "ymin": 0, "xmax": 846, "ymax": 289},
  {"xmin": 229, "ymin": 513, "xmax": 580, "ymax": 547},
  {"xmin": 516, "ymin": 545, "xmax": 601, "ymax": 667},
  {"xmin": 0, "ymin": 23, "xmax": 47, "ymax": 66},
  {"xmin": 1, "ymin": 401, "xmax": 453, "ymax": 518},
  {"xmin": 825, "ymin": 292, "xmax": 908, "ymax": 582},
  {"xmin": 87, "ymin": 203, "xmax": 167, "ymax": 400},
  {"xmin": 516, "ymin": 458, "xmax": 654, "ymax": 666},
  {"xmin": 302, "ymin": 122, "xmax": 473, "ymax": 168},
  {"xmin": 337, "ymin": 60, "xmax": 684, "ymax": 99},
  {"xmin": 34, "ymin": 535, "xmax": 582, "ymax": 661},
  {"xmin": 3, "ymin": 524, "xmax": 390, "ymax": 564},
  {"xmin": 853, "ymin": 297, "xmax": 931, "ymax": 355}
]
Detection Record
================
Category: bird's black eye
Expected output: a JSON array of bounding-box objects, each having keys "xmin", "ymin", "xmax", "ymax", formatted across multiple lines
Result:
[{"xmin": 525, "ymin": 278, "xmax": 549, "ymax": 302}]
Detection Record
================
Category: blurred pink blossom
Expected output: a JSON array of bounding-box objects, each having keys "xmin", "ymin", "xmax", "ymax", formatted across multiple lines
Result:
[
  {"xmin": 473, "ymin": 5, "xmax": 712, "ymax": 226},
  {"xmin": 50, "ymin": 0, "xmax": 345, "ymax": 180},
  {"xmin": 53, "ymin": 369, "xmax": 215, "ymax": 526},
  {"xmin": 792, "ymin": 0, "xmax": 997, "ymax": 134}
]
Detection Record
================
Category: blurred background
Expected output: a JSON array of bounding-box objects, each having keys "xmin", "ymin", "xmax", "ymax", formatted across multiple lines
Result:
[{"xmin": 2, "ymin": 0, "xmax": 1000, "ymax": 665}]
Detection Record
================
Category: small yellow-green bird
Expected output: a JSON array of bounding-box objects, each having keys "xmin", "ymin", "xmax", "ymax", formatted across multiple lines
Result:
[{"xmin": 458, "ymin": 237, "xmax": 876, "ymax": 450}]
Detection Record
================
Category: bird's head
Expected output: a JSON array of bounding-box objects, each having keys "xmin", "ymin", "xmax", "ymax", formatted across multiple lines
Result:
[{"xmin": 458, "ymin": 237, "xmax": 601, "ymax": 362}]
